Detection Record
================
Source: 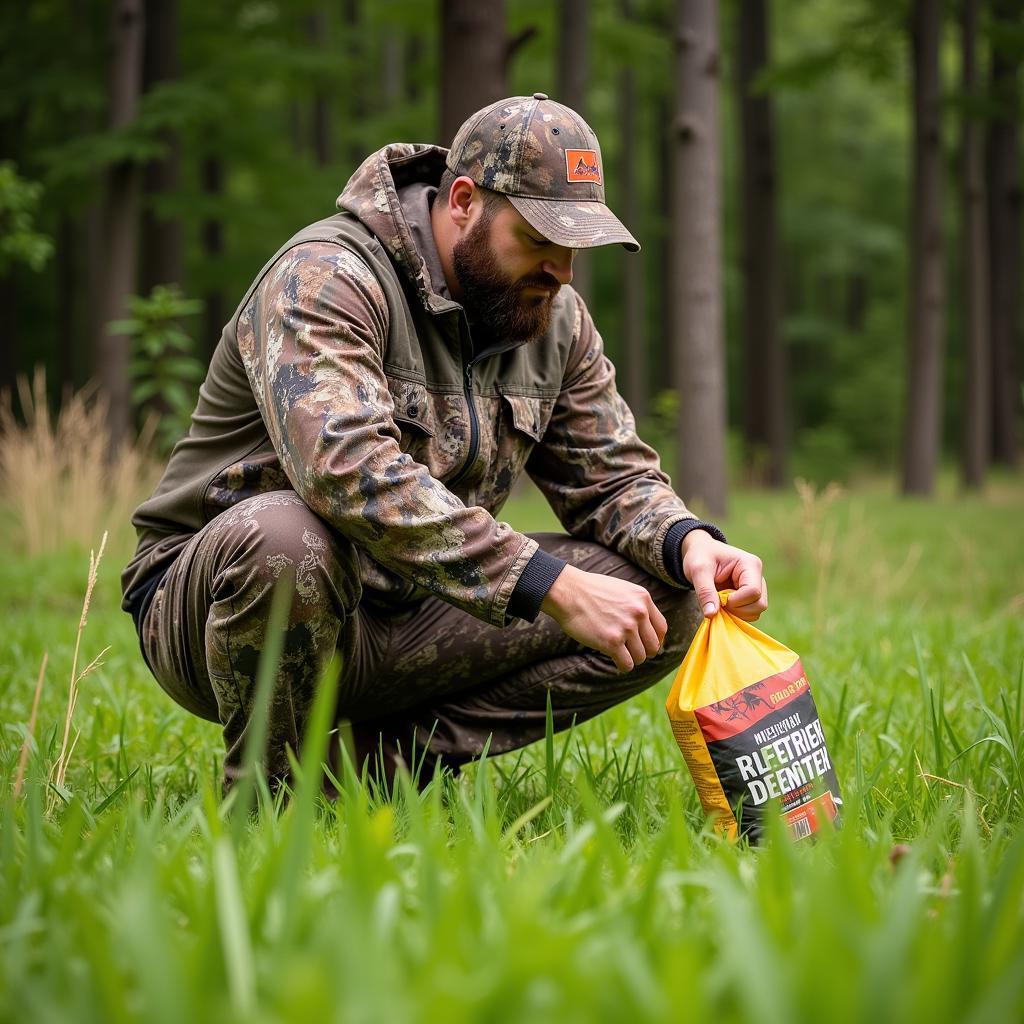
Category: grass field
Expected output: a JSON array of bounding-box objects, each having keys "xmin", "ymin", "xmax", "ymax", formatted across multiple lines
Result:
[{"xmin": 1, "ymin": 470, "xmax": 1023, "ymax": 1023}]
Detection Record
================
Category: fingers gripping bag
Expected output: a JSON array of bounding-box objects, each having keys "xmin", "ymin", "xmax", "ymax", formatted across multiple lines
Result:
[{"xmin": 666, "ymin": 593, "xmax": 842, "ymax": 843}]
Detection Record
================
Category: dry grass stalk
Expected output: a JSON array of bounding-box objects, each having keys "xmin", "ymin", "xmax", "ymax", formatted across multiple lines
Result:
[
  {"xmin": 794, "ymin": 477, "xmax": 843, "ymax": 636},
  {"xmin": 12, "ymin": 653, "xmax": 48, "ymax": 800},
  {"xmin": 48, "ymin": 532, "xmax": 111, "ymax": 806},
  {"xmin": 0, "ymin": 368, "xmax": 158, "ymax": 556}
]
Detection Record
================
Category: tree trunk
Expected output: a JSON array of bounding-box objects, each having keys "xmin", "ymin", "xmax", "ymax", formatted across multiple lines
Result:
[
  {"xmin": 986, "ymin": 0, "xmax": 1021, "ymax": 468},
  {"xmin": 342, "ymin": 0, "xmax": 367, "ymax": 171},
  {"xmin": 381, "ymin": 31, "xmax": 403, "ymax": 108},
  {"xmin": 902, "ymin": 0, "xmax": 945, "ymax": 496},
  {"xmin": 440, "ymin": 0, "xmax": 506, "ymax": 144},
  {"xmin": 0, "ymin": 102, "xmax": 27, "ymax": 397},
  {"xmin": 738, "ymin": 0, "xmax": 786, "ymax": 487},
  {"xmin": 557, "ymin": 0, "xmax": 592, "ymax": 303},
  {"xmin": 960, "ymin": 0, "xmax": 990, "ymax": 488},
  {"xmin": 657, "ymin": 91, "xmax": 676, "ymax": 395},
  {"xmin": 201, "ymin": 156, "xmax": 225, "ymax": 359},
  {"xmin": 58, "ymin": 217, "xmax": 78, "ymax": 395},
  {"xmin": 619, "ymin": 0, "xmax": 646, "ymax": 421},
  {"xmin": 307, "ymin": 9, "xmax": 331, "ymax": 167},
  {"xmin": 141, "ymin": 0, "xmax": 183, "ymax": 292},
  {"xmin": 671, "ymin": 0, "xmax": 728, "ymax": 517},
  {"xmin": 0, "ymin": 273, "xmax": 17, "ymax": 398},
  {"xmin": 406, "ymin": 34, "xmax": 425, "ymax": 105},
  {"xmin": 97, "ymin": 0, "xmax": 146, "ymax": 447},
  {"xmin": 85, "ymin": 200, "xmax": 105, "ymax": 387}
]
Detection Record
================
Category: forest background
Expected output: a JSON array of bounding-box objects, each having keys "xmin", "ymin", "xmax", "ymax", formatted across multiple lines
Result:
[{"xmin": 2, "ymin": 0, "xmax": 1022, "ymax": 506}]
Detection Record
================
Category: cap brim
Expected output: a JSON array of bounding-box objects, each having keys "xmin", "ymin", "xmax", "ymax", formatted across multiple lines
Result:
[{"xmin": 507, "ymin": 197, "xmax": 641, "ymax": 253}]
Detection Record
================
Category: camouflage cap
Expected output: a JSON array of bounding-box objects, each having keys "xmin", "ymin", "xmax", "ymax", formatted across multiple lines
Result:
[{"xmin": 446, "ymin": 93, "xmax": 640, "ymax": 253}]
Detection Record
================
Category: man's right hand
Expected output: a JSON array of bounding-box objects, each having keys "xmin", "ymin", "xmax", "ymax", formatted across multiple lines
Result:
[{"xmin": 540, "ymin": 564, "xmax": 668, "ymax": 673}]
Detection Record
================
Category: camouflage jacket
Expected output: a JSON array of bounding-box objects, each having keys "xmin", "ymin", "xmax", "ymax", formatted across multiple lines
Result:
[{"xmin": 122, "ymin": 144, "xmax": 709, "ymax": 629}]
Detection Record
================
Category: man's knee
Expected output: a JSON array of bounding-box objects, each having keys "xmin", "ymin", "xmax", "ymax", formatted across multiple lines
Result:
[{"xmin": 208, "ymin": 491, "xmax": 362, "ymax": 612}]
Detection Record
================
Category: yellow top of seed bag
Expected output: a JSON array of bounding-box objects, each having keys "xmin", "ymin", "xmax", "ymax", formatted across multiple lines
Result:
[{"xmin": 670, "ymin": 591, "xmax": 799, "ymax": 712}]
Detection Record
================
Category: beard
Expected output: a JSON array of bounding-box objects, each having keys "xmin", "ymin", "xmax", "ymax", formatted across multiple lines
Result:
[{"xmin": 452, "ymin": 214, "xmax": 561, "ymax": 344}]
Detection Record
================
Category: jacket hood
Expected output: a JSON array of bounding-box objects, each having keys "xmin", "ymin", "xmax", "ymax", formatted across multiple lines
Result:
[{"xmin": 337, "ymin": 143, "xmax": 452, "ymax": 313}]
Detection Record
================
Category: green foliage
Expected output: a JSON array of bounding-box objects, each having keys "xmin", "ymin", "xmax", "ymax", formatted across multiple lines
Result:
[
  {"xmin": 1, "ymin": 479, "xmax": 1023, "ymax": 1020},
  {"xmin": 0, "ymin": 162, "xmax": 53, "ymax": 273},
  {"xmin": 112, "ymin": 285, "xmax": 205, "ymax": 451},
  {"xmin": 790, "ymin": 424, "xmax": 858, "ymax": 485},
  {"xmin": 0, "ymin": 0, "xmax": 1018, "ymax": 478}
]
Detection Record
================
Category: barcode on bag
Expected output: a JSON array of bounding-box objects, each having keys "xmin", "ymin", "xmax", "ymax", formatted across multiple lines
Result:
[{"xmin": 789, "ymin": 815, "xmax": 813, "ymax": 840}]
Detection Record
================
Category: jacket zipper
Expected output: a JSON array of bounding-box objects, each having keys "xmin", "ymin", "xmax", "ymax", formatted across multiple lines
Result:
[{"xmin": 448, "ymin": 358, "xmax": 479, "ymax": 488}]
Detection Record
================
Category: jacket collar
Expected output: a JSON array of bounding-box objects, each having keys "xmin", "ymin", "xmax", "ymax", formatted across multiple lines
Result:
[{"xmin": 337, "ymin": 143, "xmax": 460, "ymax": 316}]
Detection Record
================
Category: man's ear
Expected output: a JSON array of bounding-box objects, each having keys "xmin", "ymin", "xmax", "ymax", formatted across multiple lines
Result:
[{"xmin": 448, "ymin": 176, "xmax": 477, "ymax": 230}]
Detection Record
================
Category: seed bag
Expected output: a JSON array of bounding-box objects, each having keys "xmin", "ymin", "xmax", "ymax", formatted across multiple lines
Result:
[{"xmin": 666, "ymin": 594, "xmax": 842, "ymax": 842}]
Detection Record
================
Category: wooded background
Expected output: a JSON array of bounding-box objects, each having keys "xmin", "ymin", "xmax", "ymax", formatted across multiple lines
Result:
[{"xmin": 1, "ymin": 0, "xmax": 1021, "ymax": 516}]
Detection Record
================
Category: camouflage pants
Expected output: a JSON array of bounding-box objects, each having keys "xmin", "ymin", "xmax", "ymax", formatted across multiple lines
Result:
[{"xmin": 140, "ymin": 491, "xmax": 702, "ymax": 789}]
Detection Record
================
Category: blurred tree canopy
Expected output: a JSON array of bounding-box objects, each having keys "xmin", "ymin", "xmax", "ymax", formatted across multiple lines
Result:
[{"xmin": 0, "ymin": 0, "xmax": 1021, "ymax": 484}]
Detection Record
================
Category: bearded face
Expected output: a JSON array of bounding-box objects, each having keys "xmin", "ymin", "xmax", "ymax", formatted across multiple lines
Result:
[{"xmin": 452, "ymin": 208, "xmax": 563, "ymax": 344}]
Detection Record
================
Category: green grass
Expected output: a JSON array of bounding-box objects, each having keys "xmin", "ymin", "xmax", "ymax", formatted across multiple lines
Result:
[{"xmin": 1, "ymin": 476, "xmax": 1023, "ymax": 1023}]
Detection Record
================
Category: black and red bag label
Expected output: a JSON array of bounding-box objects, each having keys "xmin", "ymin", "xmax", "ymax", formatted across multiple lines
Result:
[{"xmin": 696, "ymin": 660, "xmax": 842, "ymax": 842}]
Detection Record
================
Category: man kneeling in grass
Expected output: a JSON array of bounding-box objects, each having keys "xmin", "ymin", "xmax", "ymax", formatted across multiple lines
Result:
[{"xmin": 121, "ymin": 95, "xmax": 768, "ymax": 792}]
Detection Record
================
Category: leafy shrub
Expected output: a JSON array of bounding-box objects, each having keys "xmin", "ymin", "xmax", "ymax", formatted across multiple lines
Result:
[
  {"xmin": 111, "ymin": 285, "xmax": 205, "ymax": 453},
  {"xmin": 0, "ymin": 161, "xmax": 52, "ymax": 273}
]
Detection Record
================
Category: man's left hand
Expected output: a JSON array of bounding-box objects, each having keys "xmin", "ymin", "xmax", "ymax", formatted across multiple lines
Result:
[{"xmin": 681, "ymin": 531, "xmax": 768, "ymax": 622}]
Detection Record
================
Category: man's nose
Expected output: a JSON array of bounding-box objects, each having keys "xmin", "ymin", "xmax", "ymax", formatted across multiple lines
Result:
[{"xmin": 542, "ymin": 247, "xmax": 575, "ymax": 286}]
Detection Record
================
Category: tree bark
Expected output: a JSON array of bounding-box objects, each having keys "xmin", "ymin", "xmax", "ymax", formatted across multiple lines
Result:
[
  {"xmin": 307, "ymin": 8, "xmax": 331, "ymax": 167},
  {"xmin": 342, "ymin": 0, "xmax": 367, "ymax": 171},
  {"xmin": 141, "ymin": 0, "xmax": 183, "ymax": 292},
  {"xmin": 902, "ymin": 0, "xmax": 945, "ymax": 495},
  {"xmin": 738, "ymin": 0, "xmax": 786, "ymax": 487},
  {"xmin": 619, "ymin": 0, "xmax": 646, "ymax": 421},
  {"xmin": 986, "ymin": 0, "xmax": 1021, "ymax": 468},
  {"xmin": 960, "ymin": 0, "xmax": 990, "ymax": 488},
  {"xmin": 381, "ymin": 30, "xmax": 403, "ymax": 108},
  {"xmin": 406, "ymin": 34, "xmax": 425, "ymax": 105},
  {"xmin": 97, "ymin": 0, "xmax": 146, "ymax": 447},
  {"xmin": 0, "ymin": 93, "xmax": 29, "ymax": 397},
  {"xmin": 58, "ymin": 217, "xmax": 78, "ymax": 395},
  {"xmin": 557, "ymin": 0, "xmax": 592, "ymax": 302},
  {"xmin": 440, "ymin": 0, "xmax": 506, "ymax": 144},
  {"xmin": 0, "ymin": 273, "xmax": 17, "ymax": 399},
  {"xmin": 656, "ymin": 91, "xmax": 676, "ymax": 398},
  {"xmin": 671, "ymin": 0, "xmax": 728, "ymax": 517}
]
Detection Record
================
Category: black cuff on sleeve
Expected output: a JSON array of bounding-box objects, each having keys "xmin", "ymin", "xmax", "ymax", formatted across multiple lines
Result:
[
  {"xmin": 506, "ymin": 549, "xmax": 567, "ymax": 623},
  {"xmin": 663, "ymin": 519, "xmax": 727, "ymax": 589}
]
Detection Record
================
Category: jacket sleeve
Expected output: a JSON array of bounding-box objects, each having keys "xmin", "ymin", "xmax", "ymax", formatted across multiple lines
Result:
[
  {"xmin": 235, "ymin": 241, "xmax": 537, "ymax": 627},
  {"xmin": 525, "ymin": 292, "xmax": 703, "ymax": 589}
]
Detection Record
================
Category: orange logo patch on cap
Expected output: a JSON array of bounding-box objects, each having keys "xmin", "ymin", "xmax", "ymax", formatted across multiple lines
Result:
[{"xmin": 565, "ymin": 149, "xmax": 601, "ymax": 184}]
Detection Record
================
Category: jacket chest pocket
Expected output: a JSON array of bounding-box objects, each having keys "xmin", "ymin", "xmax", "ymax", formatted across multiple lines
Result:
[
  {"xmin": 501, "ymin": 392, "xmax": 555, "ymax": 443},
  {"xmin": 386, "ymin": 376, "xmax": 436, "ymax": 454},
  {"xmin": 483, "ymin": 391, "xmax": 555, "ymax": 501}
]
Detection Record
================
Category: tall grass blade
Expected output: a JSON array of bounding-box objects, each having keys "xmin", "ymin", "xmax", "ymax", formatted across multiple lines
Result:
[
  {"xmin": 50, "ymin": 532, "xmax": 108, "ymax": 807},
  {"xmin": 90, "ymin": 766, "xmax": 141, "ymax": 816},
  {"xmin": 913, "ymin": 631, "xmax": 943, "ymax": 771},
  {"xmin": 213, "ymin": 835, "xmax": 256, "ymax": 1015},
  {"xmin": 12, "ymin": 653, "xmax": 47, "ymax": 800}
]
